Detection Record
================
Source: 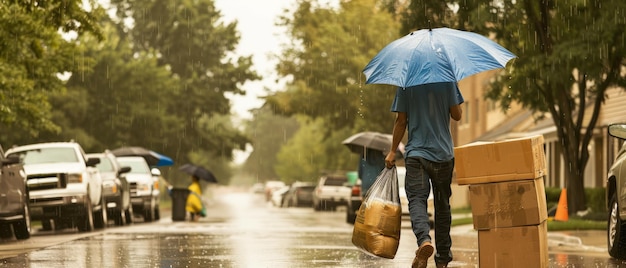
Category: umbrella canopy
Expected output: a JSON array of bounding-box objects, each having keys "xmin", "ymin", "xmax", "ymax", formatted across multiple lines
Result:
[
  {"xmin": 111, "ymin": 146, "xmax": 174, "ymax": 167},
  {"xmin": 342, "ymin": 131, "xmax": 405, "ymax": 156},
  {"xmin": 179, "ymin": 163, "xmax": 217, "ymax": 183},
  {"xmin": 363, "ymin": 27, "xmax": 516, "ymax": 88}
]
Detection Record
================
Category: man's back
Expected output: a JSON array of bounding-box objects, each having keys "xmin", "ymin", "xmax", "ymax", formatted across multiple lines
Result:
[{"xmin": 390, "ymin": 82, "xmax": 461, "ymax": 162}]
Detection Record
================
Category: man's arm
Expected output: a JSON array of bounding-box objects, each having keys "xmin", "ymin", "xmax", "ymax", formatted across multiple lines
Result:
[
  {"xmin": 450, "ymin": 104, "xmax": 462, "ymax": 121},
  {"xmin": 385, "ymin": 112, "xmax": 407, "ymax": 168}
]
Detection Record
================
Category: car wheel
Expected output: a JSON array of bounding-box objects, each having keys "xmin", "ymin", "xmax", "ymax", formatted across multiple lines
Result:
[
  {"xmin": 77, "ymin": 196, "xmax": 94, "ymax": 232},
  {"xmin": 113, "ymin": 207, "xmax": 126, "ymax": 226},
  {"xmin": 125, "ymin": 204, "xmax": 134, "ymax": 224},
  {"xmin": 608, "ymin": 193, "xmax": 626, "ymax": 259},
  {"xmin": 94, "ymin": 198, "xmax": 108, "ymax": 229},
  {"xmin": 313, "ymin": 200, "xmax": 322, "ymax": 211},
  {"xmin": 143, "ymin": 200, "xmax": 154, "ymax": 222},
  {"xmin": 13, "ymin": 202, "xmax": 31, "ymax": 240},
  {"xmin": 0, "ymin": 224, "xmax": 12, "ymax": 239},
  {"xmin": 346, "ymin": 208, "xmax": 357, "ymax": 224},
  {"xmin": 154, "ymin": 203, "xmax": 160, "ymax": 221}
]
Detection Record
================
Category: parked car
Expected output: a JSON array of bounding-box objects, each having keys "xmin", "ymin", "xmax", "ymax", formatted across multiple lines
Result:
[
  {"xmin": 5, "ymin": 142, "xmax": 105, "ymax": 232},
  {"xmin": 607, "ymin": 123, "xmax": 626, "ymax": 259},
  {"xmin": 87, "ymin": 151, "xmax": 132, "ymax": 226},
  {"xmin": 271, "ymin": 186, "xmax": 290, "ymax": 207},
  {"xmin": 312, "ymin": 174, "xmax": 350, "ymax": 211},
  {"xmin": 0, "ymin": 145, "xmax": 30, "ymax": 240},
  {"xmin": 346, "ymin": 166, "xmax": 433, "ymax": 226},
  {"xmin": 346, "ymin": 179, "xmax": 362, "ymax": 223},
  {"xmin": 264, "ymin": 180, "xmax": 286, "ymax": 202},
  {"xmin": 116, "ymin": 156, "xmax": 160, "ymax": 222},
  {"xmin": 250, "ymin": 183, "xmax": 265, "ymax": 194},
  {"xmin": 282, "ymin": 182, "xmax": 316, "ymax": 208}
]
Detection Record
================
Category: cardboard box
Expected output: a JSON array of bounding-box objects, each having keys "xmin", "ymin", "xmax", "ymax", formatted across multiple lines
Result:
[
  {"xmin": 469, "ymin": 177, "xmax": 547, "ymax": 230},
  {"xmin": 454, "ymin": 135, "xmax": 547, "ymax": 185},
  {"xmin": 352, "ymin": 198, "xmax": 401, "ymax": 259},
  {"xmin": 478, "ymin": 221, "xmax": 548, "ymax": 268}
]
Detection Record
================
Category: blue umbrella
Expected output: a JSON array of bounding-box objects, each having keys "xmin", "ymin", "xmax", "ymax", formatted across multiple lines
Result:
[
  {"xmin": 154, "ymin": 152, "xmax": 174, "ymax": 167},
  {"xmin": 363, "ymin": 27, "xmax": 516, "ymax": 88},
  {"xmin": 112, "ymin": 146, "xmax": 174, "ymax": 167}
]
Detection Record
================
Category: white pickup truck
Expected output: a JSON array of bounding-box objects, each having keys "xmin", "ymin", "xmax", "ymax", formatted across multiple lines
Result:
[
  {"xmin": 312, "ymin": 174, "xmax": 351, "ymax": 211},
  {"xmin": 6, "ymin": 142, "xmax": 106, "ymax": 232}
]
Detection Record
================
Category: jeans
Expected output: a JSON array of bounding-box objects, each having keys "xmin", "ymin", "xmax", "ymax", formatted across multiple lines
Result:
[{"xmin": 405, "ymin": 156, "xmax": 454, "ymax": 265}]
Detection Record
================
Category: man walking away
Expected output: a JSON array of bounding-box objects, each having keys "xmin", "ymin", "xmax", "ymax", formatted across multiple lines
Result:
[{"xmin": 385, "ymin": 82, "xmax": 463, "ymax": 268}]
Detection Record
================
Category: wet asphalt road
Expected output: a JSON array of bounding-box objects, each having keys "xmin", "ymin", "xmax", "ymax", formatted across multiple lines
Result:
[{"xmin": 0, "ymin": 188, "xmax": 626, "ymax": 267}]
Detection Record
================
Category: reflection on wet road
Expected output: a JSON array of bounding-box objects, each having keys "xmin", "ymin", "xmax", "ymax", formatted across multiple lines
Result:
[{"xmin": 1, "ymin": 189, "xmax": 626, "ymax": 267}]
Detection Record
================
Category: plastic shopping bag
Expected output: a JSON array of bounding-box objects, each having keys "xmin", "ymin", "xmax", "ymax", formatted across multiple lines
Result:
[{"xmin": 351, "ymin": 166, "xmax": 401, "ymax": 259}]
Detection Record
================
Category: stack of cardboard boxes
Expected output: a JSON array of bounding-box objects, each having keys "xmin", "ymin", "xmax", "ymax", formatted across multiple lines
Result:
[{"xmin": 454, "ymin": 135, "xmax": 549, "ymax": 268}]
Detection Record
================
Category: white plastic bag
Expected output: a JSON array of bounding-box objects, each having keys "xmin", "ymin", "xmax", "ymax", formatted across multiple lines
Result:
[{"xmin": 351, "ymin": 166, "xmax": 402, "ymax": 259}]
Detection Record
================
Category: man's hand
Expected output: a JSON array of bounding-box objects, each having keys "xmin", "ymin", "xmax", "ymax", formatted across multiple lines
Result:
[{"xmin": 385, "ymin": 151, "xmax": 396, "ymax": 168}]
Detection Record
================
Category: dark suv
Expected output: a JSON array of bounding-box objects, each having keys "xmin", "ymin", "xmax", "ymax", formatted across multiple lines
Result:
[
  {"xmin": 0, "ymin": 145, "xmax": 30, "ymax": 240},
  {"xmin": 607, "ymin": 123, "xmax": 626, "ymax": 259}
]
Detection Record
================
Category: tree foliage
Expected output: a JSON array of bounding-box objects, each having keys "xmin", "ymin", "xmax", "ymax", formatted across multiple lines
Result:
[
  {"xmin": 267, "ymin": 0, "xmax": 399, "ymax": 133},
  {"xmin": 476, "ymin": 0, "xmax": 626, "ymax": 213},
  {"xmin": 1, "ymin": 0, "xmax": 260, "ymax": 185},
  {"xmin": 48, "ymin": 21, "xmax": 181, "ymax": 154},
  {"xmin": 0, "ymin": 2, "xmax": 104, "ymax": 143},
  {"xmin": 109, "ymin": 0, "xmax": 258, "ymax": 165},
  {"xmin": 274, "ymin": 116, "xmax": 356, "ymax": 183},
  {"xmin": 256, "ymin": 0, "xmax": 403, "ymax": 181},
  {"xmin": 242, "ymin": 105, "xmax": 300, "ymax": 181}
]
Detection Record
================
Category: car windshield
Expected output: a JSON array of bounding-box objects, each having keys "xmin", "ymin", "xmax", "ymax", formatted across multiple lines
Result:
[
  {"xmin": 118, "ymin": 160, "xmax": 150, "ymax": 174},
  {"xmin": 9, "ymin": 147, "xmax": 78, "ymax": 165},
  {"xmin": 325, "ymin": 177, "xmax": 347, "ymax": 186},
  {"xmin": 95, "ymin": 157, "xmax": 114, "ymax": 172}
]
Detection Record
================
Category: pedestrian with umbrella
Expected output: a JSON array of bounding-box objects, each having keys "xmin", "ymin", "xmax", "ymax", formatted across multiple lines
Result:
[
  {"xmin": 342, "ymin": 132, "xmax": 402, "ymax": 196},
  {"xmin": 364, "ymin": 27, "xmax": 516, "ymax": 268},
  {"xmin": 179, "ymin": 164, "xmax": 217, "ymax": 222}
]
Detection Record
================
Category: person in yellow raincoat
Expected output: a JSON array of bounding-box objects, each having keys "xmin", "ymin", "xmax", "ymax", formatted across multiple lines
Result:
[{"xmin": 186, "ymin": 175, "xmax": 206, "ymax": 221}]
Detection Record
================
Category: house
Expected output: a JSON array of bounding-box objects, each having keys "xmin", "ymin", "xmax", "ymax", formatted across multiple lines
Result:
[{"xmin": 448, "ymin": 70, "xmax": 626, "ymax": 209}]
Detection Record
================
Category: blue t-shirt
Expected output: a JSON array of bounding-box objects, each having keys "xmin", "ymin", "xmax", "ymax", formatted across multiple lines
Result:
[{"xmin": 390, "ymin": 82, "xmax": 464, "ymax": 162}]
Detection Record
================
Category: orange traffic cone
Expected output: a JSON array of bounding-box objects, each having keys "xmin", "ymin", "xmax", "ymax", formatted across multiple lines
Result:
[{"xmin": 554, "ymin": 188, "xmax": 568, "ymax": 221}]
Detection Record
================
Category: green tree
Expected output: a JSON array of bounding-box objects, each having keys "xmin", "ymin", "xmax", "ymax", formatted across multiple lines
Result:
[
  {"xmin": 265, "ymin": 0, "xmax": 405, "ymax": 183},
  {"xmin": 274, "ymin": 116, "xmax": 356, "ymax": 183},
  {"xmin": 0, "ymin": 2, "xmax": 103, "ymax": 144},
  {"xmin": 267, "ymin": 0, "xmax": 399, "ymax": 134},
  {"xmin": 183, "ymin": 113, "xmax": 247, "ymax": 186},
  {"xmin": 382, "ymin": 0, "xmax": 457, "ymax": 33},
  {"xmin": 49, "ymin": 21, "xmax": 181, "ymax": 156},
  {"xmin": 479, "ymin": 0, "xmax": 626, "ymax": 214},
  {"xmin": 110, "ymin": 0, "xmax": 258, "ymax": 164},
  {"xmin": 242, "ymin": 105, "xmax": 300, "ymax": 182}
]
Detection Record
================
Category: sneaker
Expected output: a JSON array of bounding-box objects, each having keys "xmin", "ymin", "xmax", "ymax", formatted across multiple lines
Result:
[
  {"xmin": 411, "ymin": 241, "xmax": 434, "ymax": 268},
  {"xmin": 436, "ymin": 263, "xmax": 449, "ymax": 268}
]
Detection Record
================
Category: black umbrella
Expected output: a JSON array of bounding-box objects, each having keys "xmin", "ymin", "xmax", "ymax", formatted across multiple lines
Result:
[
  {"xmin": 179, "ymin": 163, "xmax": 217, "ymax": 183},
  {"xmin": 342, "ymin": 131, "xmax": 405, "ymax": 155},
  {"xmin": 111, "ymin": 146, "xmax": 174, "ymax": 167}
]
